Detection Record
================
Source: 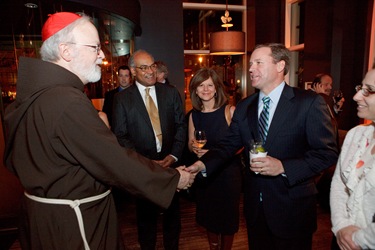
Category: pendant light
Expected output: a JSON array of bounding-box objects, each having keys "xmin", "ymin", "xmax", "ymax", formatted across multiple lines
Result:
[{"xmin": 209, "ymin": 0, "xmax": 245, "ymax": 55}]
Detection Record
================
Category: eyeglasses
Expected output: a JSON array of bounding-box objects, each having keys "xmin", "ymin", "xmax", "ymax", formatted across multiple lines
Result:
[
  {"xmin": 355, "ymin": 85, "xmax": 375, "ymax": 97},
  {"xmin": 135, "ymin": 63, "xmax": 157, "ymax": 72},
  {"xmin": 67, "ymin": 42, "xmax": 101, "ymax": 55}
]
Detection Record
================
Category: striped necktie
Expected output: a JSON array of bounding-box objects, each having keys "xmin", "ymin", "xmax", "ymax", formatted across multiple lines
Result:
[{"xmin": 258, "ymin": 96, "xmax": 271, "ymax": 142}]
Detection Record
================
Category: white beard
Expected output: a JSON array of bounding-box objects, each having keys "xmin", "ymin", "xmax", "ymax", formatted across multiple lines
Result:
[
  {"xmin": 84, "ymin": 62, "xmax": 102, "ymax": 83},
  {"xmin": 70, "ymin": 50, "xmax": 102, "ymax": 83},
  {"xmin": 74, "ymin": 60, "xmax": 102, "ymax": 83}
]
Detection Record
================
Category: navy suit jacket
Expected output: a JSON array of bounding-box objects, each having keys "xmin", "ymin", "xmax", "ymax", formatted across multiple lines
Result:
[
  {"xmin": 112, "ymin": 83, "xmax": 186, "ymax": 162},
  {"xmin": 200, "ymin": 84, "xmax": 338, "ymax": 238}
]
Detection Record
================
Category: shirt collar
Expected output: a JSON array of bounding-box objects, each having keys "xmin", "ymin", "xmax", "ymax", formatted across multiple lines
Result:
[
  {"xmin": 135, "ymin": 81, "xmax": 155, "ymax": 93},
  {"xmin": 259, "ymin": 82, "xmax": 285, "ymax": 104}
]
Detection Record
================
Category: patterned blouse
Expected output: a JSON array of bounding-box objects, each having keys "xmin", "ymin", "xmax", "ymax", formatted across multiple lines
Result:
[{"xmin": 330, "ymin": 123, "xmax": 375, "ymax": 249}]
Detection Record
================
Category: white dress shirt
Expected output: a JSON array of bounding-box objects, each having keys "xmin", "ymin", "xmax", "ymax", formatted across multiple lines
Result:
[
  {"xmin": 258, "ymin": 82, "xmax": 285, "ymax": 130},
  {"xmin": 135, "ymin": 82, "xmax": 161, "ymax": 152}
]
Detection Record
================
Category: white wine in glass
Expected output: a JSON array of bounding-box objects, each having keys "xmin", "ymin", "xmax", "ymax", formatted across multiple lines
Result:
[{"xmin": 194, "ymin": 130, "xmax": 207, "ymax": 149}]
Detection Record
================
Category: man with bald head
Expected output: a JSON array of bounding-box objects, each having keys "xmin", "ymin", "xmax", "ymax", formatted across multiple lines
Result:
[
  {"xmin": 4, "ymin": 12, "xmax": 193, "ymax": 250},
  {"xmin": 112, "ymin": 50, "xmax": 186, "ymax": 250},
  {"xmin": 311, "ymin": 73, "xmax": 345, "ymax": 115}
]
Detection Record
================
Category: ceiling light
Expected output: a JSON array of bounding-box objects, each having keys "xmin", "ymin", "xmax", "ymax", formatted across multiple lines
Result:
[
  {"xmin": 209, "ymin": 0, "xmax": 245, "ymax": 55},
  {"xmin": 24, "ymin": 3, "xmax": 38, "ymax": 8}
]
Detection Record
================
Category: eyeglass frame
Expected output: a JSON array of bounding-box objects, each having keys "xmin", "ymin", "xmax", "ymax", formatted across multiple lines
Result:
[
  {"xmin": 355, "ymin": 85, "xmax": 375, "ymax": 97},
  {"xmin": 135, "ymin": 63, "xmax": 157, "ymax": 72},
  {"xmin": 66, "ymin": 42, "xmax": 102, "ymax": 55}
]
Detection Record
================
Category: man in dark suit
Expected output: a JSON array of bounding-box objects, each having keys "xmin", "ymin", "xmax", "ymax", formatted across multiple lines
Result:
[
  {"xmin": 112, "ymin": 50, "xmax": 186, "ymax": 250},
  {"xmin": 102, "ymin": 65, "xmax": 132, "ymax": 127},
  {"xmin": 187, "ymin": 43, "xmax": 338, "ymax": 250},
  {"xmin": 310, "ymin": 73, "xmax": 344, "ymax": 211},
  {"xmin": 310, "ymin": 73, "xmax": 345, "ymax": 119},
  {"xmin": 310, "ymin": 73, "xmax": 339, "ymax": 141}
]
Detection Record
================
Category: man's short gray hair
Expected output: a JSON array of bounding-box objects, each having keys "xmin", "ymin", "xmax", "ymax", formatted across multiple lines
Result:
[{"xmin": 40, "ymin": 14, "xmax": 91, "ymax": 62}]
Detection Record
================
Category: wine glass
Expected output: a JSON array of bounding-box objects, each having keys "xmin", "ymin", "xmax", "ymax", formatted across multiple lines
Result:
[
  {"xmin": 194, "ymin": 130, "xmax": 207, "ymax": 149},
  {"xmin": 333, "ymin": 90, "xmax": 344, "ymax": 111}
]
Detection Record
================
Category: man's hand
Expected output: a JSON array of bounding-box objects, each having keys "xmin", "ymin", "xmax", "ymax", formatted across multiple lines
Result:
[
  {"xmin": 250, "ymin": 156, "xmax": 285, "ymax": 176},
  {"xmin": 185, "ymin": 161, "xmax": 206, "ymax": 175},
  {"xmin": 153, "ymin": 155, "xmax": 175, "ymax": 168},
  {"xmin": 336, "ymin": 226, "xmax": 361, "ymax": 250},
  {"xmin": 98, "ymin": 111, "xmax": 110, "ymax": 128},
  {"xmin": 176, "ymin": 166, "xmax": 195, "ymax": 190},
  {"xmin": 334, "ymin": 97, "xmax": 345, "ymax": 113}
]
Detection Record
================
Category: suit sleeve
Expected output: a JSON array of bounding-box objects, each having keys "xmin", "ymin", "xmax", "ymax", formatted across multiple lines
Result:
[
  {"xmin": 199, "ymin": 101, "xmax": 246, "ymax": 175},
  {"xmin": 112, "ymin": 92, "xmax": 135, "ymax": 149},
  {"xmin": 169, "ymin": 88, "xmax": 187, "ymax": 160},
  {"xmin": 281, "ymin": 94, "xmax": 338, "ymax": 186}
]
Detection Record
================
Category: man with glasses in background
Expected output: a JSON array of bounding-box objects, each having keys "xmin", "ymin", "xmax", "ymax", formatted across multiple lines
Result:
[
  {"xmin": 311, "ymin": 73, "xmax": 345, "ymax": 116},
  {"xmin": 310, "ymin": 73, "xmax": 345, "ymax": 211},
  {"xmin": 112, "ymin": 50, "xmax": 186, "ymax": 250}
]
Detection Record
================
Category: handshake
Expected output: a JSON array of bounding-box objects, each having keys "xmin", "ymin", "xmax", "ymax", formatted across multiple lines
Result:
[{"xmin": 175, "ymin": 161, "xmax": 206, "ymax": 190}]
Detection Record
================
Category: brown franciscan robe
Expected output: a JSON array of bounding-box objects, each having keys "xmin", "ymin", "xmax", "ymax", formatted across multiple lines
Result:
[{"xmin": 4, "ymin": 57, "xmax": 180, "ymax": 250}]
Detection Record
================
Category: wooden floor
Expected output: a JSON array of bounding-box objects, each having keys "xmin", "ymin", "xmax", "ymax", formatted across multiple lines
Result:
[
  {"xmin": 117, "ymin": 192, "xmax": 333, "ymax": 250},
  {"xmin": 117, "ymin": 192, "xmax": 249, "ymax": 250},
  {"xmin": 10, "ymin": 192, "xmax": 333, "ymax": 250}
]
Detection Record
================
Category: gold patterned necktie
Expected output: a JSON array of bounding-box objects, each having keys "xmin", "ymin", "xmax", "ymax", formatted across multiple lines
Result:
[{"xmin": 145, "ymin": 88, "xmax": 162, "ymax": 146}]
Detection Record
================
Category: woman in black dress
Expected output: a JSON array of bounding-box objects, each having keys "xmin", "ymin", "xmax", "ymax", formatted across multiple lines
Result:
[{"xmin": 187, "ymin": 68, "xmax": 242, "ymax": 250}]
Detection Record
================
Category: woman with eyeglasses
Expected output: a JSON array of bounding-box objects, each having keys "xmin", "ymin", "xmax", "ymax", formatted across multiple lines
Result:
[{"xmin": 330, "ymin": 69, "xmax": 375, "ymax": 250}]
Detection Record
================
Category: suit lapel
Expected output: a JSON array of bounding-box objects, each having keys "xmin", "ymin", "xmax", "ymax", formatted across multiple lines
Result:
[
  {"xmin": 155, "ymin": 84, "xmax": 166, "ymax": 133},
  {"xmin": 265, "ymin": 84, "xmax": 295, "ymax": 147},
  {"xmin": 247, "ymin": 93, "xmax": 260, "ymax": 141},
  {"xmin": 132, "ymin": 84, "xmax": 154, "ymax": 130}
]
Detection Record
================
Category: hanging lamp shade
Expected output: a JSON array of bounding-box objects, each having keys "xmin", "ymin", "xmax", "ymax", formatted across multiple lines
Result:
[{"xmin": 210, "ymin": 30, "xmax": 245, "ymax": 55}]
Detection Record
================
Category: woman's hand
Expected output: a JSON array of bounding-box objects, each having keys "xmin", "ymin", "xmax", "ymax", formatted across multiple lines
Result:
[
  {"xmin": 191, "ymin": 139, "xmax": 208, "ymax": 158},
  {"xmin": 336, "ymin": 225, "xmax": 361, "ymax": 250}
]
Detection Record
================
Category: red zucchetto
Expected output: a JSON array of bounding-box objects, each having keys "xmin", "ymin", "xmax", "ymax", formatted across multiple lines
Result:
[{"xmin": 42, "ymin": 12, "xmax": 82, "ymax": 41}]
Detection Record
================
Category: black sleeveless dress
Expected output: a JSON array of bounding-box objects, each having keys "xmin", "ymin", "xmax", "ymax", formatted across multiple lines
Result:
[{"xmin": 191, "ymin": 105, "xmax": 242, "ymax": 234}]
